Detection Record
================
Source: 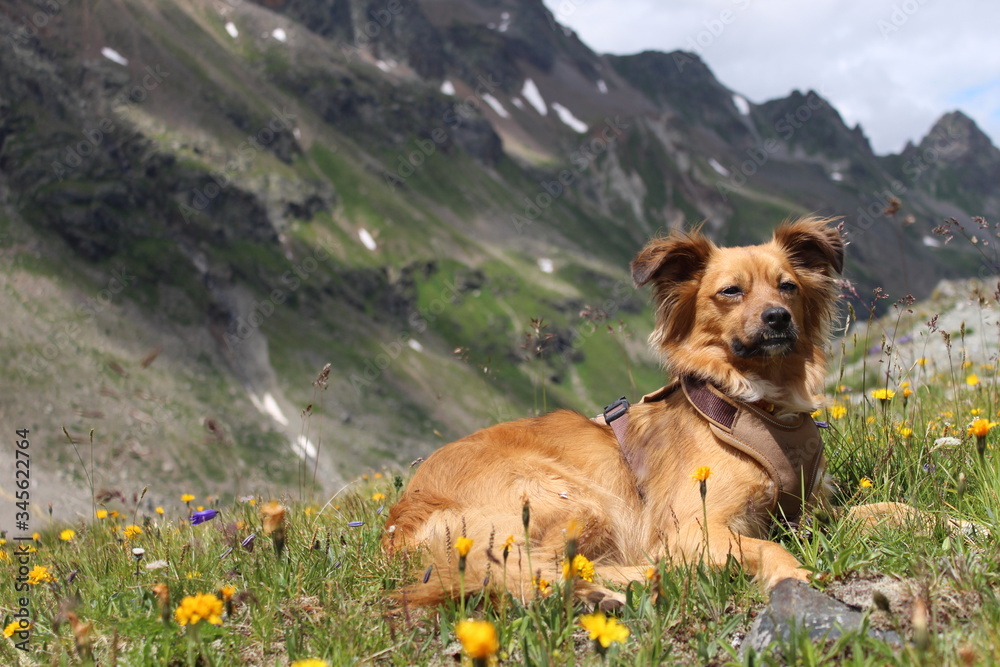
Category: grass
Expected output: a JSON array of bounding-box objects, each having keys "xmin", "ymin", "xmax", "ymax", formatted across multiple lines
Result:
[{"xmin": 8, "ymin": 227, "xmax": 1000, "ymax": 665}]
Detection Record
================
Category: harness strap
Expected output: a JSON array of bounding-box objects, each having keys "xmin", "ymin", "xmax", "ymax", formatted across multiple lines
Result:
[{"xmin": 596, "ymin": 377, "xmax": 824, "ymax": 523}]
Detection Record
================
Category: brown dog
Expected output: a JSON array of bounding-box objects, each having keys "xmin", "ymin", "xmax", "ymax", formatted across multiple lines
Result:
[{"xmin": 384, "ymin": 216, "xmax": 846, "ymax": 606}]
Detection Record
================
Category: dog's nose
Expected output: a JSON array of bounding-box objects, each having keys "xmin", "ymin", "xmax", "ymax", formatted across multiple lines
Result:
[{"xmin": 762, "ymin": 307, "xmax": 792, "ymax": 331}]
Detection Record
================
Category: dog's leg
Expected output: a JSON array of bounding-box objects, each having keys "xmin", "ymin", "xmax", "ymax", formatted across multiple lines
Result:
[
  {"xmin": 846, "ymin": 501, "xmax": 987, "ymax": 537},
  {"xmin": 672, "ymin": 527, "xmax": 810, "ymax": 592}
]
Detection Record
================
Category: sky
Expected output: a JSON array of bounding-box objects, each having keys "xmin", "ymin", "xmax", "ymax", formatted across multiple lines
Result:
[{"xmin": 542, "ymin": 0, "xmax": 1000, "ymax": 155}]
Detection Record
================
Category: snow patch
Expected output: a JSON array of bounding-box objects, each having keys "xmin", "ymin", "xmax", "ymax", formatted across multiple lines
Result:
[
  {"xmin": 101, "ymin": 47, "xmax": 128, "ymax": 66},
  {"xmin": 551, "ymin": 102, "xmax": 587, "ymax": 133},
  {"xmin": 498, "ymin": 11, "xmax": 511, "ymax": 32},
  {"xmin": 538, "ymin": 258, "xmax": 554, "ymax": 274},
  {"xmin": 292, "ymin": 435, "xmax": 317, "ymax": 460},
  {"xmin": 521, "ymin": 79, "xmax": 547, "ymax": 116},
  {"xmin": 481, "ymin": 93, "xmax": 510, "ymax": 119},
  {"xmin": 249, "ymin": 391, "xmax": 290, "ymax": 426},
  {"xmin": 596, "ymin": 79, "xmax": 608, "ymax": 94},
  {"xmin": 440, "ymin": 79, "xmax": 456, "ymax": 96},
  {"xmin": 272, "ymin": 27, "xmax": 287, "ymax": 42},
  {"xmin": 923, "ymin": 235, "xmax": 943, "ymax": 248},
  {"xmin": 732, "ymin": 94, "xmax": 750, "ymax": 115},
  {"xmin": 262, "ymin": 393, "xmax": 289, "ymax": 426},
  {"xmin": 359, "ymin": 228, "xmax": 377, "ymax": 251},
  {"xmin": 830, "ymin": 171, "xmax": 844, "ymax": 182},
  {"xmin": 407, "ymin": 339, "xmax": 424, "ymax": 352},
  {"xmin": 511, "ymin": 97, "xmax": 525, "ymax": 110},
  {"xmin": 376, "ymin": 60, "xmax": 391, "ymax": 72},
  {"xmin": 225, "ymin": 22, "xmax": 239, "ymax": 38},
  {"xmin": 708, "ymin": 158, "xmax": 730, "ymax": 176}
]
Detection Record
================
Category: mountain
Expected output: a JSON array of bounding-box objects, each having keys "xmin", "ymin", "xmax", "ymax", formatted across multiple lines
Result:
[{"xmin": 0, "ymin": 0, "xmax": 994, "ymax": 517}]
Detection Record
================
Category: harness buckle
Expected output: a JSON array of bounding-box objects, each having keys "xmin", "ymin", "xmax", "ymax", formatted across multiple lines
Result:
[{"xmin": 603, "ymin": 396, "xmax": 630, "ymax": 423}]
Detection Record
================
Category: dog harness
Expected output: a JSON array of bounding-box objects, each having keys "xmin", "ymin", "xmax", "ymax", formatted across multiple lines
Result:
[{"xmin": 597, "ymin": 376, "xmax": 824, "ymax": 523}]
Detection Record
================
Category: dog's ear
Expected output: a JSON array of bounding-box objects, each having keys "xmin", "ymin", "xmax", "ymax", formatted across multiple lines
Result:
[
  {"xmin": 631, "ymin": 232, "xmax": 714, "ymax": 288},
  {"xmin": 773, "ymin": 217, "xmax": 845, "ymax": 275}
]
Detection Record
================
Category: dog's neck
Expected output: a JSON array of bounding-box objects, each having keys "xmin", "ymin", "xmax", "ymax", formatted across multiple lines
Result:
[{"xmin": 668, "ymin": 359, "xmax": 820, "ymax": 418}]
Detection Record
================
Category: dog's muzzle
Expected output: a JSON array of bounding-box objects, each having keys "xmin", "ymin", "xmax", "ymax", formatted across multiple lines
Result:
[{"xmin": 732, "ymin": 307, "xmax": 798, "ymax": 358}]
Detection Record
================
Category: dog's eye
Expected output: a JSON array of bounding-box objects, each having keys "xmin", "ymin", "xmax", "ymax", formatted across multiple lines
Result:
[
  {"xmin": 779, "ymin": 281, "xmax": 798, "ymax": 293},
  {"xmin": 718, "ymin": 285, "xmax": 743, "ymax": 298}
]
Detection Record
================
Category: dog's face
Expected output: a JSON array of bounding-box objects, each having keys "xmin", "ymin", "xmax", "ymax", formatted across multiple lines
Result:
[{"xmin": 632, "ymin": 217, "xmax": 844, "ymax": 408}]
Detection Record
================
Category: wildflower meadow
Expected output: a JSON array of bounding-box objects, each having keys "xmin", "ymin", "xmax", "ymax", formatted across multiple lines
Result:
[{"xmin": 6, "ymin": 218, "xmax": 1000, "ymax": 665}]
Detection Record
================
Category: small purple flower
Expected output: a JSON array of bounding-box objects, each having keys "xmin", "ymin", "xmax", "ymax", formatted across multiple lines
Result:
[
  {"xmin": 348, "ymin": 520, "xmax": 365, "ymax": 528},
  {"xmin": 815, "ymin": 420, "xmax": 830, "ymax": 429},
  {"xmin": 190, "ymin": 509, "xmax": 219, "ymax": 525}
]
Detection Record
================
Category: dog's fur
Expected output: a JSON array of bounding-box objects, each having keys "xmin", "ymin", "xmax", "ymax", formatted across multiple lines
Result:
[{"xmin": 384, "ymin": 217, "xmax": 852, "ymax": 605}]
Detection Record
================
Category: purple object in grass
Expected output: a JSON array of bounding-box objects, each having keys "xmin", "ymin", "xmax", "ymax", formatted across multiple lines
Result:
[
  {"xmin": 815, "ymin": 421, "xmax": 830, "ymax": 429},
  {"xmin": 348, "ymin": 521, "xmax": 364, "ymax": 528},
  {"xmin": 190, "ymin": 509, "xmax": 219, "ymax": 525}
]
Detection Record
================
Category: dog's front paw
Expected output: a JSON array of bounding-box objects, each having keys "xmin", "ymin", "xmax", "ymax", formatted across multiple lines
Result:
[{"xmin": 584, "ymin": 588, "xmax": 625, "ymax": 613}]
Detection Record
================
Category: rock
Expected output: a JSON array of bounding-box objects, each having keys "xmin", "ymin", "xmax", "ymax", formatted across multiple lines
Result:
[{"xmin": 741, "ymin": 579, "xmax": 901, "ymax": 657}]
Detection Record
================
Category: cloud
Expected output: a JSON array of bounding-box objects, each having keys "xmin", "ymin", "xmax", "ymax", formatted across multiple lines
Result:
[{"xmin": 545, "ymin": 0, "xmax": 1000, "ymax": 154}]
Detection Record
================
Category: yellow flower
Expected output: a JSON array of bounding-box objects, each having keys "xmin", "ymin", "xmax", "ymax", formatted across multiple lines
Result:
[
  {"xmin": 691, "ymin": 466, "xmax": 712, "ymax": 483},
  {"xmin": 903, "ymin": 387, "xmax": 913, "ymax": 399},
  {"xmin": 969, "ymin": 419, "xmax": 996, "ymax": 438},
  {"xmin": 219, "ymin": 585, "xmax": 236, "ymax": 602},
  {"xmin": 173, "ymin": 593, "xmax": 223, "ymax": 626},
  {"xmin": 967, "ymin": 374, "xmax": 980, "ymax": 387},
  {"xmin": 830, "ymin": 405, "xmax": 848, "ymax": 419},
  {"xmin": 31, "ymin": 532, "xmax": 39, "ymax": 541},
  {"xmin": 916, "ymin": 357, "xmax": 928, "ymax": 366},
  {"xmin": 291, "ymin": 661, "xmax": 329, "ymax": 667},
  {"xmin": 455, "ymin": 536, "xmax": 473, "ymax": 558},
  {"xmin": 27, "ymin": 565, "xmax": 56, "ymax": 585},
  {"xmin": 59, "ymin": 529, "xmax": 75, "ymax": 542},
  {"xmin": 533, "ymin": 575, "xmax": 552, "ymax": 596},
  {"xmin": 871, "ymin": 388, "xmax": 896, "ymax": 401},
  {"xmin": 371, "ymin": 493, "xmax": 386, "ymax": 502},
  {"xmin": 963, "ymin": 360, "xmax": 974, "ymax": 369},
  {"xmin": 580, "ymin": 612, "xmax": 630, "ymax": 648},
  {"xmin": 3, "ymin": 620, "xmax": 27, "ymax": 638},
  {"xmin": 455, "ymin": 619, "xmax": 498, "ymax": 659},
  {"xmin": 96, "ymin": 509, "xmax": 109, "ymax": 520},
  {"xmin": 260, "ymin": 501, "xmax": 287, "ymax": 536},
  {"xmin": 374, "ymin": 472, "xmax": 383, "ymax": 479},
  {"xmin": 155, "ymin": 507, "xmax": 164, "ymax": 515},
  {"xmin": 181, "ymin": 494, "xmax": 195, "ymax": 504},
  {"xmin": 562, "ymin": 554, "xmax": 596, "ymax": 582},
  {"xmin": 502, "ymin": 535, "xmax": 515, "ymax": 551},
  {"xmin": 122, "ymin": 525, "xmax": 143, "ymax": 540},
  {"xmin": 972, "ymin": 408, "xmax": 984, "ymax": 416},
  {"xmin": 810, "ymin": 409, "xmax": 822, "ymax": 419},
  {"xmin": 860, "ymin": 477, "xmax": 873, "ymax": 489},
  {"xmin": 0, "ymin": 551, "xmax": 9, "ymax": 562},
  {"xmin": 898, "ymin": 426, "xmax": 914, "ymax": 438},
  {"xmin": 900, "ymin": 381, "xmax": 910, "ymax": 389},
  {"xmin": 838, "ymin": 384, "xmax": 850, "ymax": 393}
]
